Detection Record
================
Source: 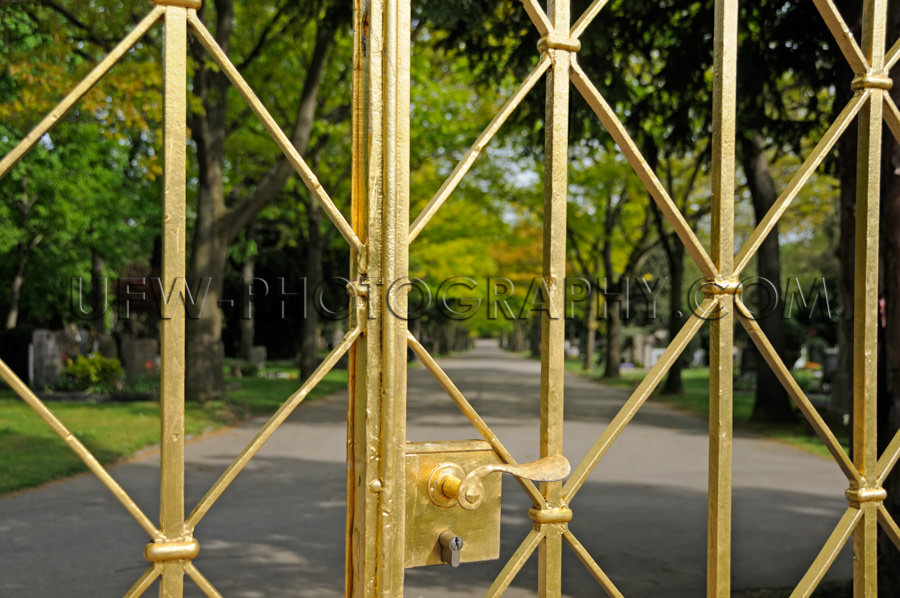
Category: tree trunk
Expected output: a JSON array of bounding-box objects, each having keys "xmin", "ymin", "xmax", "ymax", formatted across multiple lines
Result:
[
  {"xmin": 582, "ymin": 284, "xmax": 597, "ymax": 371},
  {"xmin": 5, "ymin": 242, "xmax": 29, "ymax": 330},
  {"xmin": 662, "ymin": 240, "xmax": 685, "ymax": 394},
  {"xmin": 742, "ymin": 134, "xmax": 794, "ymax": 422},
  {"xmin": 91, "ymin": 252, "xmax": 106, "ymax": 333},
  {"xmin": 604, "ymin": 293, "xmax": 622, "ymax": 379},
  {"xmin": 184, "ymin": 1, "xmax": 342, "ymax": 399},
  {"xmin": 300, "ymin": 198, "xmax": 323, "ymax": 379},
  {"xmin": 239, "ymin": 227, "xmax": 256, "ymax": 361}
]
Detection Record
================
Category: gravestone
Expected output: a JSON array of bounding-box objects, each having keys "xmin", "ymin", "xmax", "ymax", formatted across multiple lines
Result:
[
  {"xmin": 122, "ymin": 337, "xmax": 159, "ymax": 383},
  {"xmin": 94, "ymin": 333, "xmax": 119, "ymax": 360},
  {"xmin": 248, "ymin": 345, "xmax": 267, "ymax": 371},
  {"xmin": 31, "ymin": 330, "xmax": 62, "ymax": 389}
]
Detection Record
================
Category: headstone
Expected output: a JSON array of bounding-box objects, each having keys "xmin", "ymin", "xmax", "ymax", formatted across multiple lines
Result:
[
  {"xmin": 248, "ymin": 345, "xmax": 267, "ymax": 371},
  {"xmin": 95, "ymin": 333, "xmax": 119, "ymax": 360},
  {"xmin": 122, "ymin": 338, "xmax": 159, "ymax": 383},
  {"xmin": 55, "ymin": 326, "xmax": 83, "ymax": 362},
  {"xmin": 31, "ymin": 330, "xmax": 62, "ymax": 389}
]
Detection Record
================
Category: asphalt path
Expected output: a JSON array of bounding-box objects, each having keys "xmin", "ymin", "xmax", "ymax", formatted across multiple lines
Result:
[{"xmin": 0, "ymin": 339, "xmax": 851, "ymax": 597}]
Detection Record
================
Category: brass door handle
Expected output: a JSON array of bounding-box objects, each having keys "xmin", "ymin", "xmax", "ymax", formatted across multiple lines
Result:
[{"xmin": 428, "ymin": 454, "xmax": 570, "ymax": 510}]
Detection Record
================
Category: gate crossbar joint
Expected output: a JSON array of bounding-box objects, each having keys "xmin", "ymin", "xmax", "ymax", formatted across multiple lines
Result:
[
  {"xmin": 529, "ymin": 506, "xmax": 573, "ymax": 525},
  {"xmin": 851, "ymin": 73, "xmax": 892, "ymax": 91},
  {"xmin": 153, "ymin": 0, "xmax": 202, "ymax": 8},
  {"xmin": 845, "ymin": 485, "xmax": 887, "ymax": 508},
  {"xmin": 144, "ymin": 538, "xmax": 200, "ymax": 562},
  {"xmin": 537, "ymin": 34, "xmax": 581, "ymax": 54},
  {"xmin": 700, "ymin": 278, "xmax": 743, "ymax": 297}
]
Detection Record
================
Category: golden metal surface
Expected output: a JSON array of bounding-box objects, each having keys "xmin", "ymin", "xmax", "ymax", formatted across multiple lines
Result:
[
  {"xmin": 159, "ymin": 6, "xmax": 190, "ymax": 595},
  {"xmin": 153, "ymin": 0, "xmax": 201, "ymax": 8},
  {"xmin": 537, "ymin": 35, "xmax": 581, "ymax": 53},
  {"xmin": 851, "ymin": 1, "xmax": 887, "ymax": 594},
  {"xmin": 434, "ymin": 455, "xmax": 571, "ymax": 511},
  {"xmin": 538, "ymin": 1, "xmax": 572, "ymax": 592},
  {"xmin": 529, "ymin": 507, "xmax": 573, "ymax": 525},
  {"xmin": 144, "ymin": 540, "xmax": 200, "ymax": 563},
  {"xmin": 379, "ymin": 0, "xmax": 411, "ymax": 592},
  {"xmin": 845, "ymin": 486, "xmax": 887, "ymax": 507},
  {"xmin": 348, "ymin": 0, "xmax": 384, "ymax": 591},
  {"xmin": 0, "ymin": 0, "xmax": 894, "ymax": 594},
  {"xmin": 0, "ymin": 6, "xmax": 164, "ymax": 178},
  {"xmin": 851, "ymin": 74, "xmax": 892, "ymax": 90},
  {"xmin": 405, "ymin": 441, "xmax": 501, "ymax": 568},
  {"xmin": 707, "ymin": 1, "xmax": 738, "ymax": 594},
  {"xmin": 700, "ymin": 278, "xmax": 743, "ymax": 296}
]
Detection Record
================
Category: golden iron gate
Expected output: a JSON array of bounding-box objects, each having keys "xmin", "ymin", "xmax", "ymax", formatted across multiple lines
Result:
[{"xmin": 1, "ymin": 0, "xmax": 899, "ymax": 596}]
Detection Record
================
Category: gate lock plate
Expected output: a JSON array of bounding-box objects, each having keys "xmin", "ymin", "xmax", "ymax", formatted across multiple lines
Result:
[{"xmin": 405, "ymin": 440, "xmax": 501, "ymax": 567}]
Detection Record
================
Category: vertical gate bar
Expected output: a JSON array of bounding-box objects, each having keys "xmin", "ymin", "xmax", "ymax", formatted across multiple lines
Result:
[
  {"xmin": 707, "ymin": 1, "xmax": 738, "ymax": 597},
  {"xmin": 348, "ymin": 0, "xmax": 410, "ymax": 593},
  {"xmin": 159, "ymin": 3, "xmax": 189, "ymax": 596},
  {"xmin": 347, "ymin": 0, "xmax": 369, "ymax": 594},
  {"xmin": 851, "ymin": 1, "xmax": 887, "ymax": 595},
  {"xmin": 348, "ymin": 0, "xmax": 384, "ymax": 594},
  {"xmin": 539, "ymin": 1, "xmax": 570, "ymax": 596},
  {"xmin": 379, "ymin": 0, "xmax": 410, "ymax": 593}
]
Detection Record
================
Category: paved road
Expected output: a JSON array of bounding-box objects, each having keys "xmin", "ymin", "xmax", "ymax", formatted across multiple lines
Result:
[{"xmin": 1, "ymin": 339, "xmax": 850, "ymax": 597}]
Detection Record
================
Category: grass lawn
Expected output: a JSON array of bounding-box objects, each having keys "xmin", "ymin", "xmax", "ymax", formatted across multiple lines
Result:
[
  {"xmin": 0, "ymin": 365, "xmax": 347, "ymax": 494},
  {"xmin": 566, "ymin": 362, "xmax": 850, "ymax": 459}
]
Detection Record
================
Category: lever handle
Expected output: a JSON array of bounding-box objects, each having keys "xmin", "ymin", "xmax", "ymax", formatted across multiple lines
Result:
[{"xmin": 431, "ymin": 454, "xmax": 570, "ymax": 510}]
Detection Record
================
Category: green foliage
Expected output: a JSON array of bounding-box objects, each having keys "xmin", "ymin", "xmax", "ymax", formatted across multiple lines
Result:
[{"xmin": 61, "ymin": 354, "xmax": 124, "ymax": 393}]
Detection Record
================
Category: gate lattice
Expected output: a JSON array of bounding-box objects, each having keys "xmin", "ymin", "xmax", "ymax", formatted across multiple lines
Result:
[{"xmin": 1, "ymin": 0, "xmax": 899, "ymax": 596}]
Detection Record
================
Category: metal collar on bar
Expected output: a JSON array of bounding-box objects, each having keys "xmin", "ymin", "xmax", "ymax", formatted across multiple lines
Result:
[
  {"xmin": 845, "ymin": 486, "xmax": 887, "ymax": 508},
  {"xmin": 144, "ymin": 538, "xmax": 200, "ymax": 562},
  {"xmin": 537, "ymin": 34, "xmax": 581, "ymax": 54},
  {"xmin": 851, "ymin": 74, "xmax": 892, "ymax": 91},
  {"xmin": 153, "ymin": 0, "xmax": 202, "ymax": 8},
  {"xmin": 701, "ymin": 278, "xmax": 743, "ymax": 296},
  {"xmin": 529, "ymin": 506, "xmax": 573, "ymax": 525}
]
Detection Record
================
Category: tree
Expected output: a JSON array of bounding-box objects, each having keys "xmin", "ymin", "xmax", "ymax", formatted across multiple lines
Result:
[
  {"xmin": 568, "ymin": 147, "xmax": 660, "ymax": 378},
  {"xmin": 1, "ymin": 4, "xmax": 162, "ymax": 331},
  {"xmin": 184, "ymin": 0, "xmax": 352, "ymax": 399}
]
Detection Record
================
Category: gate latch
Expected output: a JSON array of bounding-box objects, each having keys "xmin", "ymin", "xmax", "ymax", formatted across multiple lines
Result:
[
  {"xmin": 404, "ymin": 439, "xmax": 570, "ymax": 568},
  {"xmin": 429, "ymin": 454, "xmax": 570, "ymax": 510}
]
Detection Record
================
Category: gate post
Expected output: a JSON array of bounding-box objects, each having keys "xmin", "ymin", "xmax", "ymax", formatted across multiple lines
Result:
[
  {"xmin": 539, "ymin": 1, "xmax": 571, "ymax": 596},
  {"xmin": 851, "ymin": 1, "xmax": 888, "ymax": 595},
  {"xmin": 158, "ymin": 2, "xmax": 190, "ymax": 595},
  {"xmin": 347, "ymin": 0, "xmax": 410, "ymax": 595},
  {"xmin": 707, "ymin": 1, "xmax": 738, "ymax": 596}
]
